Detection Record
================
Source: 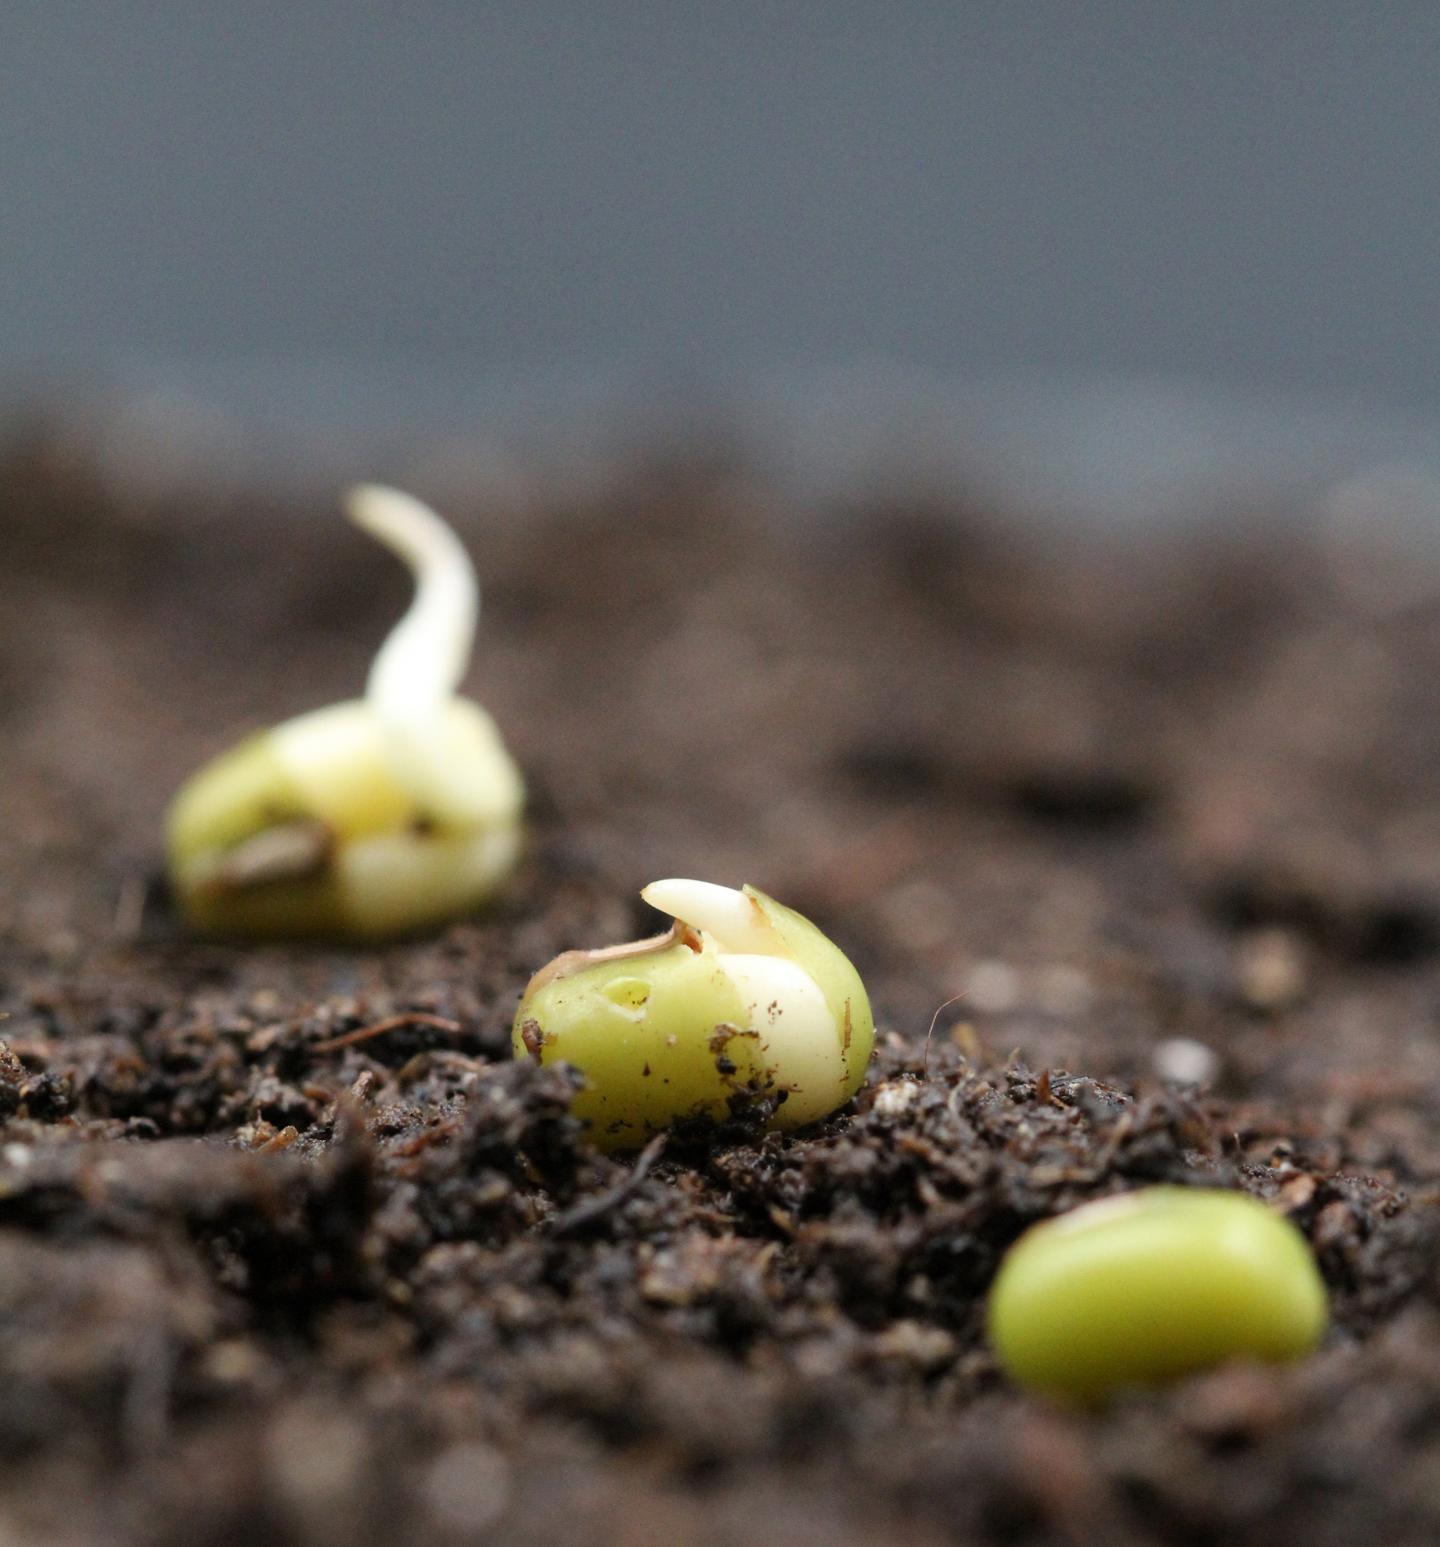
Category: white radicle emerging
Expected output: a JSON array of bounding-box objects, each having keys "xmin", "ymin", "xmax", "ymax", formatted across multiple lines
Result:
[{"xmin": 166, "ymin": 485, "xmax": 524, "ymax": 939}]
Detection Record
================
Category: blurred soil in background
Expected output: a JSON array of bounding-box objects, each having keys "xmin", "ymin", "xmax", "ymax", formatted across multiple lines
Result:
[{"xmin": 3, "ymin": 418, "xmax": 1440, "ymax": 1546}]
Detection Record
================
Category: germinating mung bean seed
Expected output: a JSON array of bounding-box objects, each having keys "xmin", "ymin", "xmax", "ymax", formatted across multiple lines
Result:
[{"xmin": 513, "ymin": 879, "xmax": 873, "ymax": 1151}]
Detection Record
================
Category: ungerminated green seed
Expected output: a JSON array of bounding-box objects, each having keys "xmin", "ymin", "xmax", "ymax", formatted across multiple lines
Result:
[
  {"xmin": 513, "ymin": 879, "xmax": 874, "ymax": 1152},
  {"xmin": 987, "ymin": 1187, "xmax": 1327, "ymax": 1402}
]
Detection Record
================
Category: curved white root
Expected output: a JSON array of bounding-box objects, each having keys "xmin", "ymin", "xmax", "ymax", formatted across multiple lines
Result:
[
  {"xmin": 344, "ymin": 484, "xmax": 485, "ymax": 823},
  {"xmin": 345, "ymin": 483, "xmax": 478, "ymax": 717}
]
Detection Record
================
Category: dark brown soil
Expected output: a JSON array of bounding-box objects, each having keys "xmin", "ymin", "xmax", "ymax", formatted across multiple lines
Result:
[{"xmin": 4, "ymin": 420, "xmax": 1440, "ymax": 1546}]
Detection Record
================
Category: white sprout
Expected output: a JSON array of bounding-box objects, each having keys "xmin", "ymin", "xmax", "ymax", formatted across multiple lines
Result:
[
  {"xmin": 347, "ymin": 483, "xmax": 478, "ymax": 715},
  {"xmin": 344, "ymin": 484, "xmax": 484, "ymax": 824},
  {"xmin": 639, "ymin": 878, "xmax": 784, "ymax": 956}
]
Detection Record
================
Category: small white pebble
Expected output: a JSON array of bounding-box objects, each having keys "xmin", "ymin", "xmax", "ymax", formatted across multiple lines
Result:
[
  {"xmin": 266, "ymin": 1407, "xmax": 367, "ymax": 1507},
  {"xmin": 1236, "ymin": 928, "xmax": 1307, "ymax": 1012},
  {"xmin": 423, "ymin": 1443, "xmax": 511, "ymax": 1532},
  {"xmin": 872, "ymin": 1081, "xmax": 919, "ymax": 1118},
  {"xmin": 965, "ymin": 960, "xmax": 1021, "ymax": 1014},
  {"xmin": 1034, "ymin": 964, "xmax": 1093, "ymax": 1017},
  {"xmin": 2, "ymin": 1145, "xmax": 31, "ymax": 1169},
  {"xmin": 1153, "ymin": 1037, "xmax": 1220, "ymax": 1087}
]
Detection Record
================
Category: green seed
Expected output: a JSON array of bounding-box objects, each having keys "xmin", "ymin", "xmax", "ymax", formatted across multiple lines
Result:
[
  {"xmin": 987, "ymin": 1187, "xmax": 1327, "ymax": 1402},
  {"xmin": 512, "ymin": 879, "xmax": 874, "ymax": 1152}
]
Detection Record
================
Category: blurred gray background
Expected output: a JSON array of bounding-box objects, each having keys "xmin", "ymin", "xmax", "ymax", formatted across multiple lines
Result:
[{"xmin": 5, "ymin": 2, "xmax": 1440, "ymax": 514}]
